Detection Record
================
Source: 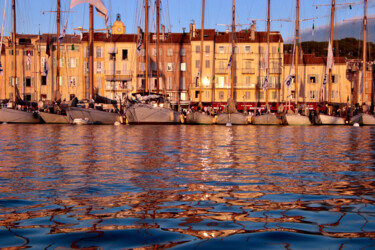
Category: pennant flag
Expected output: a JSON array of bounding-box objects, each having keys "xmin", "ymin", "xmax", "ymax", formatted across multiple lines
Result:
[
  {"xmin": 46, "ymin": 37, "xmax": 51, "ymax": 57},
  {"xmin": 284, "ymin": 73, "xmax": 293, "ymax": 88},
  {"xmin": 327, "ymin": 41, "xmax": 334, "ymax": 69},
  {"xmin": 322, "ymin": 73, "xmax": 328, "ymax": 87},
  {"xmin": 72, "ymin": 44, "xmax": 75, "ymax": 50},
  {"xmin": 136, "ymin": 33, "xmax": 143, "ymax": 55},
  {"xmin": 59, "ymin": 19, "xmax": 68, "ymax": 43},
  {"xmin": 227, "ymin": 54, "xmax": 233, "ymax": 69},
  {"xmin": 263, "ymin": 72, "xmax": 269, "ymax": 91},
  {"xmin": 312, "ymin": 22, "xmax": 315, "ymax": 36},
  {"xmin": 44, "ymin": 56, "xmax": 49, "ymax": 77},
  {"xmin": 26, "ymin": 51, "xmax": 31, "ymax": 66},
  {"xmin": 0, "ymin": 61, "xmax": 3, "ymax": 76},
  {"xmin": 70, "ymin": 0, "xmax": 108, "ymax": 28}
]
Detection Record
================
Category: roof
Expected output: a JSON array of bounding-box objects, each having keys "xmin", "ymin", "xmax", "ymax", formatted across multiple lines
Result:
[
  {"xmin": 81, "ymin": 32, "xmax": 138, "ymax": 43},
  {"xmin": 284, "ymin": 53, "xmax": 346, "ymax": 65},
  {"xmin": 191, "ymin": 29, "xmax": 216, "ymax": 41},
  {"xmin": 37, "ymin": 33, "xmax": 81, "ymax": 44},
  {"xmin": 215, "ymin": 31, "xmax": 283, "ymax": 43}
]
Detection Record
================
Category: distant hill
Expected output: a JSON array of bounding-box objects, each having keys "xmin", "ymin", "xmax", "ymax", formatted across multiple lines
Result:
[{"xmin": 284, "ymin": 38, "xmax": 375, "ymax": 60}]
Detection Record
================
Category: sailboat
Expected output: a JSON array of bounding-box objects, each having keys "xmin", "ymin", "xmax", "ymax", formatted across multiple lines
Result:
[
  {"xmin": 125, "ymin": 0, "xmax": 181, "ymax": 124},
  {"xmin": 0, "ymin": 0, "xmax": 41, "ymax": 123},
  {"xmin": 216, "ymin": 0, "xmax": 248, "ymax": 125},
  {"xmin": 282, "ymin": 0, "xmax": 311, "ymax": 125},
  {"xmin": 349, "ymin": 0, "xmax": 375, "ymax": 125},
  {"xmin": 185, "ymin": 0, "xmax": 216, "ymax": 125},
  {"xmin": 66, "ymin": 0, "xmax": 122, "ymax": 125},
  {"xmin": 251, "ymin": 0, "xmax": 282, "ymax": 125},
  {"xmin": 315, "ymin": 0, "xmax": 345, "ymax": 125},
  {"xmin": 39, "ymin": 0, "xmax": 71, "ymax": 124}
]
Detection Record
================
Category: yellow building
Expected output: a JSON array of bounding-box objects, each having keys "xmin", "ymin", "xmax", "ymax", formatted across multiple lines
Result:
[{"xmin": 283, "ymin": 53, "xmax": 350, "ymax": 107}]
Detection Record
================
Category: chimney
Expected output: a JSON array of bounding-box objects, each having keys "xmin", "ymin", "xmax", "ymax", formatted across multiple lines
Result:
[
  {"xmin": 189, "ymin": 23, "xmax": 193, "ymax": 39},
  {"xmin": 250, "ymin": 21, "xmax": 255, "ymax": 41},
  {"xmin": 162, "ymin": 25, "xmax": 165, "ymax": 41},
  {"xmin": 192, "ymin": 21, "xmax": 196, "ymax": 38}
]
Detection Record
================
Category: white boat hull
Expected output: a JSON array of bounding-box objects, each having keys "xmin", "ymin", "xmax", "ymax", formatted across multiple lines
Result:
[
  {"xmin": 0, "ymin": 108, "xmax": 40, "ymax": 123},
  {"xmin": 216, "ymin": 113, "xmax": 248, "ymax": 125},
  {"xmin": 67, "ymin": 107, "xmax": 121, "ymax": 125},
  {"xmin": 126, "ymin": 103, "xmax": 181, "ymax": 124},
  {"xmin": 350, "ymin": 114, "xmax": 375, "ymax": 125},
  {"xmin": 316, "ymin": 114, "xmax": 345, "ymax": 125},
  {"xmin": 185, "ymin": 112, "xmax": 216, "ymax": 125},
  {"xmin": 39, "ymin": 112, "xmax": 70, "ymax": 124},
  {"xmin": 252, "ymin": 113, "xmax": 282, "ymax": 125},
  {"xmin": 283, "ymin": 114, "xmax": 311, "ymax": 125}
]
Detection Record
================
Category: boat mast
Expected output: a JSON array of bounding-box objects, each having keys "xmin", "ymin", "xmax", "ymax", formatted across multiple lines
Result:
[
  {"xmin": 12, "ymin": 0, "xmax": 16, "ymax": 102},
  {"xmin": 294, "ymin": 0, "xmax": 299, "ymax": 106},
  {"xmin": 145, "ymin": 0, "xmax": 149, "ymax": 94},
  {"xmin": 56, "ymin": 0, "xmax": 60, "ymax": 97},
  {"xmin": 156, "ymin": 0, "xmax": 160, "ymax": 94},
  {"xmin": 265, "ymin": 0, "xmax": 270, "ymax": 106},
  {"xmin": 328, "ymin": 0, "xmax": 335, "ymax": 103},
  {"xmin": 230, "ymin": 0, "xmax": 235, "ymax": 99},
  {"xmin": 199, "ymin": 0, "xmax": 205, "ymax": 105},
  {"xmin": 89, "ymin": 4, "xmax": 94, "ymax": 100},
  {"xmin": 362, "ymin": 0, "xmax": 367, "ymax": 104}
]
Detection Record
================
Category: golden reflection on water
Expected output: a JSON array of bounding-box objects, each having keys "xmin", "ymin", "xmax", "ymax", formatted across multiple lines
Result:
[{"xmin": 0, "ymin": 124, "xmax": 374, "ymax": 248}]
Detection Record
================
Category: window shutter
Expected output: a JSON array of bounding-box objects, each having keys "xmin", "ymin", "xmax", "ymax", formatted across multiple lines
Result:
[{"xmin": 31, "ymin": 77, "xmax": 34, "ymax": 87}]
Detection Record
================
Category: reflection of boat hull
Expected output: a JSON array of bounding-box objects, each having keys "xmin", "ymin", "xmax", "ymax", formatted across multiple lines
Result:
[
  {"xmin": 67, "ymin": 107, "xmax": 121, "ymax": 125},
  {"xmin": 216, "ymin": 113, "xmax": 248, "ymax": 125},
  {"xmin": 283, "ymin": 114, "xmax": 311, "ymax": 125},
  {"xmin": 316, "ymin": 114, "xmax": 345, "ymax": 125},
  {"xmin": 0, "ymin": 108, "xmax": 41, "ymax": 123},
  {"xmin": 252, "ymin": 113, "xmax": 282, "ymax": 125},
  {"xmin": 39, "ymin": 112, "xmax": 70, "ymax": 124},
  {"xmin": 350, "ymin": 113, "xmax": 375, "ymax": 125},
  {"xmin": 186, "ymin": 112, "xmax": 216, "ymax": 125},
  {"xmin": 126, "ymin": 103, "xmax": 181, "ymax": 124}
]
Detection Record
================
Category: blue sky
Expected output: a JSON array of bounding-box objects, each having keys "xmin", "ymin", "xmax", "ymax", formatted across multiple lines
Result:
[{"xmin": 0, "ymin": 0, "xmax": 374, "ymax": 42}]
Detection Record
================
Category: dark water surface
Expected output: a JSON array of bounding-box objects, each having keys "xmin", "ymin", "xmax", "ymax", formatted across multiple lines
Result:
[{"xmin": 0, "ymin": 124, "xmax": 374, "ymax": 249}]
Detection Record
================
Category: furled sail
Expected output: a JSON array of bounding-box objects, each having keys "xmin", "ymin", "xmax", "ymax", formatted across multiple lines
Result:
[{"xmin": 70, "ymin": 0, "xmax": 108, "ymax": 27}]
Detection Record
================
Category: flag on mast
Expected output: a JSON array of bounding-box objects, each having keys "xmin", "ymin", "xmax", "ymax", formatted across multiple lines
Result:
[
  {"xmin": 26, "ymin": 51, "xmax": 31, "ymax": 66},
  {"xmin": 327, "ymin": 41, "xmax": 334, "ymax": 69},
  {"xmin": 136, "ymin": 32, "xmax": 143, "ymax": 55},
  {"xmin": 312, "ymin": 22, "xmax": 315, "ymax": 36},
  {"xmin": 70, "ymin": 0, "xmax": 108, "ymax": 28},
  {"xmin": 46, "ymin": 37, "xmax": 51, "ymax": 57},
  {"xmin": 322, "ymin": 73, "xmax": 328, "ymax": 87},
  {"xmin": 263, "ymin": 72, "xmax": 269, "ymax": 91},
  {"xmin": 284, "ymin": 73, "xmax": 293, "ymax": 89},
  {"xmin": 59, "ymin": 19, "xmax": 68, "ymax": 43},
  {"xmin": 44, "ymin": 56, "xmax": 49, "ymax": 77},
  {"xmin": 227, "ymin": 54, "xmax": 233, "ymax": 69}
]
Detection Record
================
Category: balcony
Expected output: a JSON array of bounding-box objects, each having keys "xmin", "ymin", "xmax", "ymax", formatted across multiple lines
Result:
[
  {"xmin": 215, "ymin": 68, "xmax": 228, "ymax": 74},
  {"xmin": 269, "ymin": 68, "xmax": 281, "ymax": 74}
]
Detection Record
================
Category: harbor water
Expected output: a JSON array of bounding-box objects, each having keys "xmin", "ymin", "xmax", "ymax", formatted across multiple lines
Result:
[{"xmin": 0, "ymin": 124, "xmax": 374, "ymax": 249}]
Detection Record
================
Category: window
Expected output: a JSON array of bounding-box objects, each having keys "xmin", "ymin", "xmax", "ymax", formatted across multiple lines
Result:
[
  {"xmin": 26, "ymin": 77, "xmax": 31, "ymax": 87},
  {"xmin": 69, "ymin": 58, "xmax": 78, "ymax": 68},
  {"xmin": 40, "ymin": 94, "xmax": 47, "ymax": 100},
  {"xmin": 244, "ymin": 46, "xmax": 251, "ymax": 53},
  {"xmin": 180, "ymin": 77, "xmax": 185, "ymax": 90},
  {"xmin": 218, "ymin": 46, "xmax": 226, "ymax": 54},
  {"xmin": 60, "ymin": 58, "xmax": 65, "ymax": 67},
  {"xmin": 167, "ymin": 48, "xmax": 173, "ymax": 56},
  {"xmin": 122, "ymin": 49, "xmax": 128, "ymax": 60},
  {"xmin": 245, "ymin": 61, "xmax": 251, "ymax": 69},
  {"xmin": 217, "ymin": 76, "xmax": 225, "ymax": 88},
  {"xmin": 257, "ymin": 91, "xmax": 264, "ymax": 100},
  {"xmin": 96, "ymin": 47, "xmax": 103, "ymax": 58},
  {"xmin": 219, "ymin": 91, "xmax": 224, "ymax": 100},
  {"xmin": 180, "ymin": 48, "xmax": 186, "ymax": 56},
  {"xmin": 84, "ymin": 62, "xmax": 89, "ymax": 74},
  {"xmin": 196, "ymin": 45, "xmax": 200, "ymax": 53},
  {"xmin": 96, "ymin": 77, "xmax": 101, "ymax": 89},
  {"xmin": 205, "ymin": 60, "xmax": 210, "ymax": 68},
  {"xmin": 41, "ymin": 76, "xmax": 47, "ymax": 85},
  {"xmin": 205, "ymin": 45, "xmax": 210, "ymax": 53},
  {"xmin": 180, "ymin": 62, "xmax": 187, "ymax": 71},
  {"xmin": 245, "ymin": 91, "xmax": 251, "ymax": 99},
  {"xmin": 166, "ymin": 63, "xmax": 174, "ymax": 71},
  {"xmin": 167, "ymin": 77, "xmax": 173, "ymax": 90},
  {"xmin": 309, "ymin": 90, "xmax": 317, "ymax": 100},
  {"xmin": 25, "ymin": 94, "xmax": 32, "ymax": 101},
  {"xmin": 85, "ymin": 46, "xmax": 90, "ymax": 58},
  {"xmin": 96, "ymin": 62, "xmax": 102, "ymax": 74},
  {"xmin": 152, "ymin": 48, "xmax": 157, "ymax": 56},
  {"xmin": 234, "ymin": 46, "xmax": 239, "ymax": 54},
  {"xmin": 331, "ymin": 90, "xmax": 338, "ymax": 99},
  {"xmin": 195, "ymin": 60, "xmax": 200, "ymax": 69},
  {"xmin": 139, "ymin": 62, "xmax": 145, "ymax": 71},
  {"xmin": 205, "ymin": 91, "xmax": 210, "ymax": 98},
  {"xmin": 70, "ymin": 76, "xmax": 76, "ymax": 86},
  {"xmin": 195, "ymin": 90, "xmax": 200, "ymax": 98},
  {"xmin": 109, "ymin": 53, "xmax": 116, "ymax": 60},
  {"xmin": 309, "ymin": 76, "xmax": 316, "ymax": 83},
  {"xmin": 26, "ymin": 61, "xmax": 31, "ymax": 71},
  {"xmin": 332, "ymin": 75, "xmax": 336, "ymax": 83},
  {"xmin": 272, "ymin": 91, "xmax": 277, "ymax": 100},
  {"xmin": 59, "ymin": 76, "xmax": 64, "ymax": 86},
  {"xmin": 245, "ymin": 76, "xmax": 251, "ymax": 86},
  {"xmin": 272, "ymin": 46, "xmax": 277, "ymax": 54},
  {"xmin": 219, "ymin": 61, "xmax": 225, "ymax": 69}
]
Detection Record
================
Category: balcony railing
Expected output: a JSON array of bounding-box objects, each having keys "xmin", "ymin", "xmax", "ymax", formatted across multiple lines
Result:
[
  {"xmin": 215, "ymin": 68, "xmax": 228, "ymax": 74},
  {"xmin": 242, "ymin": 68, "xmax": 255, "ymax": 74}
]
